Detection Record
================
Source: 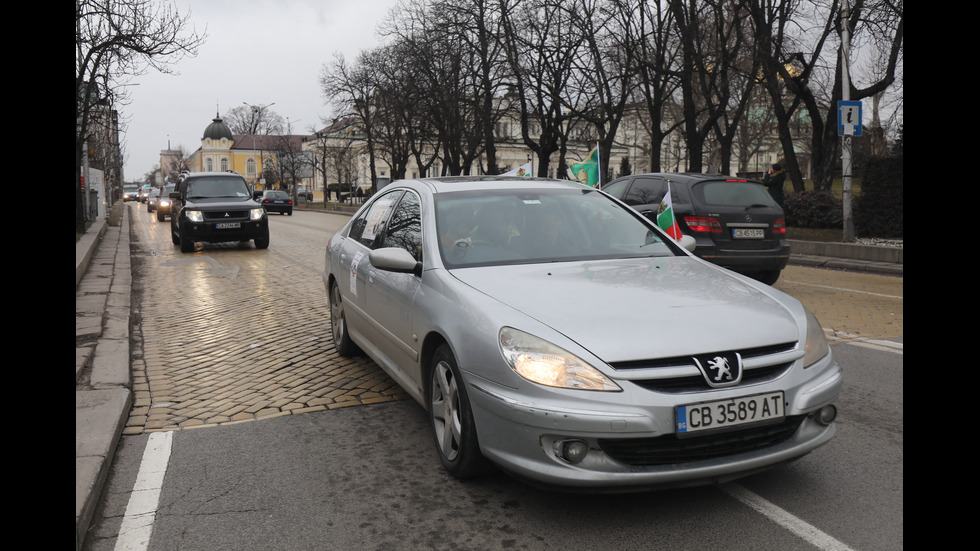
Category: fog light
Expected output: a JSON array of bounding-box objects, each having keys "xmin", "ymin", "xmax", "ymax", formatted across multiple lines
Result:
[
  {"xmin": 814, "ymin": 405, "xmax": 837, "ymax": 425},
  {"xmin": 554, "ymin": 439, "xmax": 589, "ymax": 464}
]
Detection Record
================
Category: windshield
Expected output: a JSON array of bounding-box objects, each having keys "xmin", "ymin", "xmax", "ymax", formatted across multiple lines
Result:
[
  {"xmin": 435, "ymin": 188, "xmax": 677, "ymax": 268},
  {"xmin": 185, "ymin": 177, "xmax": 250, "ymax": 199}
]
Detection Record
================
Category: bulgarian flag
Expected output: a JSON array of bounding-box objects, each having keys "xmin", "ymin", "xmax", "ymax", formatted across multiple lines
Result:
[{"xmin": 657, "ymin": 187, "xmax": 683, "ymax": 240}]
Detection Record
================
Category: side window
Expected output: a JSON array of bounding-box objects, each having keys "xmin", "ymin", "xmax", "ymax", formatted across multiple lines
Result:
[
  {"xmin": 624, "ymin": 177, "xmax": 666, "ymax": 206},
  {"xmin": 348, "ymin": 190, "xmax": 403, "ymax": 248},
  {"xmin": 382, "ymin": 191, "xmax": 423, "ymax": 261},
  {"xmin": 600, "ymin": 179, "xmax": 630, "ymax": 199}
]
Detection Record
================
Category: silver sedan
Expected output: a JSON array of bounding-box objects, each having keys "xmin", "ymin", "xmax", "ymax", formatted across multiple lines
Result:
[{"xmin": 322, "ymin": 176, "xmax": 841, "ymax": 490}]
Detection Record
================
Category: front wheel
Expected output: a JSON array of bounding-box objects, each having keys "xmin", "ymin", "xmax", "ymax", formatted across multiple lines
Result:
[
  {"xmin": 254, "ymin": 229, "xmax": 270, "ymax": 249},
  {"xmin": 179, "ymin": 227, "xmax": 195, "ymax": 253},
  {"xmin": 429, "ymin": 344, "xmax": 489, "ymax": 479},
  {"xmin": 329, "ymin": 283, "xmax": 359, "ymax": 356},
  {"xmin": 754, "ymin": 269, "xmax": 781, "ymax": 286}
]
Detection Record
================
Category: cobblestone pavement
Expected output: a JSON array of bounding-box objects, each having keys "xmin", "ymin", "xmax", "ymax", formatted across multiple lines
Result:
[
  {"xmin": 774, "ymin": 265, "xmax": 903, "ymax": 342},
  {"xmin": 124, "ymin": 207, "xmax": 408, "ymax": 435}
]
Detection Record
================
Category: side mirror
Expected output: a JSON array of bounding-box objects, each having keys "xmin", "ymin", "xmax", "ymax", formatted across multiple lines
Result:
[
  {"xmin": 369, "ymin": 247, "xmax": 422, "ymax": 277},
  {"xmin": 678, "ymin": 234, "xmax": 696, "ymax": 252}
]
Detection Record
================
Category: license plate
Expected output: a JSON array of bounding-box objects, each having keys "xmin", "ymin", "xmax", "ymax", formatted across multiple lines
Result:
[
  {"xmin": 733, "ymin": 228, "xmax": 765, "ymax": 239},
  {"xmin": 676, "ymin": 391, "xmax": 784, "ymax": 434},
  {"xmin": 215, "ymin": 222, "xmax": 241, "ymax": 229}
]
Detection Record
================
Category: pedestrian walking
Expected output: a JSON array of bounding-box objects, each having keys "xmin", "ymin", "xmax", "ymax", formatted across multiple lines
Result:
[{"xmin": 763, "ymin": 163, "xmax": 786, "ymax": 206}]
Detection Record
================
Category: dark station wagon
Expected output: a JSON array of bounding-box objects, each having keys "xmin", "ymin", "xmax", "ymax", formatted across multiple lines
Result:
[{"xmin": 601, "ymin": 173, "xmax": 790, "ymax": 284}]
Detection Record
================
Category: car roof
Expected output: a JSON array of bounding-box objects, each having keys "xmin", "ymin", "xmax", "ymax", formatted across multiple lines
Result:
[
  {"xmin": 619, "ymin": 172, "xmax": 763, "ymax": 185},
  {"xmin": 396, "ymin": 175, "xmax": 594, "ymax": 195},
  {"xmin": 182, "ymin": 171, "xmax": 244, "ymax": 179}
]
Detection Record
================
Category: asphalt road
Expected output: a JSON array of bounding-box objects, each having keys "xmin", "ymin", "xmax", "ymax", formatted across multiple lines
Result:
[{"xmin": 82, "ymin": 207, "xmax": 902, "ymax": 551}]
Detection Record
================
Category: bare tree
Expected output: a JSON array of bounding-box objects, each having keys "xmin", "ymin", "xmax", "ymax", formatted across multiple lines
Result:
[
  {"xmin": 321, "ymin": 51, "xmax": 383, "ymax": 191},
  {"xmin": 224, "ymin": 104, "xmax": 285, "ymax": 135},
  {"xmin": 749, "ymin": 0, "xmax": 903, "ymax": 191},
  {"xmin": 76, "ymin": 0, "xmax": 203, "ymax": 232}
]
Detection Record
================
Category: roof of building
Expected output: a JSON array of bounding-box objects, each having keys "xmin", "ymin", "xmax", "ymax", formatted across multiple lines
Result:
[{"xmin": 202, "ymin": 115, "xmax": 234, "ymax": 141}]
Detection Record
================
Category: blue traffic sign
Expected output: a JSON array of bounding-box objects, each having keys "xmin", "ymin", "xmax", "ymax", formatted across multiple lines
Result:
[{"xmin": 838, "ymin": 101, "xmax": 862, "ymax": 136}]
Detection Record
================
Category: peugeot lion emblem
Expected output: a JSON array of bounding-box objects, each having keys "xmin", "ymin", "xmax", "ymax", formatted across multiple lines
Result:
[{"xmin": 693, "ymin": 352, "xmax": 743, "ymax": 388}]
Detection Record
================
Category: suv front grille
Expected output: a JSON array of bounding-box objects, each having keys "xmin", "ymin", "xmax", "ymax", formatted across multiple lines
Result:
[
  {"xmin": 203, "ymin": 210, "xmax": 250, "ymax": 220},
  {"xmin": 598, "ymin": 415, "xmax": 805, "ymax": 466}
]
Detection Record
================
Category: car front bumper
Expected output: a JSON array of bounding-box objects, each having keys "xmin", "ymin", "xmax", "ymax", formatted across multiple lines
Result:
[
  {"xmin": 464, "ymin": 354, "xmax": 842, "ymax": 490},
  {"xmin": 180, "ymin": 219, "xmax": 267, "ymax": 243}
]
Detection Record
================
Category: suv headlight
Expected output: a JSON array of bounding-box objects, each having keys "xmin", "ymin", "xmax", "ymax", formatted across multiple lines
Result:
[
  {"xmin": 499, "ymin": 327, "xmax": 621, "ymax": 391},
  {"xmin": 186, "ymin": 210, "xmax": 203, "ymax": 223},
  {"xmin": 250, "ymin": 208, "xmax": 265, "ymax": 221},
  {"xmin": 803, "ymin": 308, "xmax": 830, "ymax": 367}
]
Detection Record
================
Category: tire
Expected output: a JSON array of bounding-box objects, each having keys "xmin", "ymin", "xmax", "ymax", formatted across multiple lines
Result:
[
  {"xmin": 429, "ymin": 344, "xmax": 489, "ymax": 479},
  {"xmin": 254, "ymin": 228, "xmax": 270, "ymax": 249},
  {"xmin": 755, "ymin": 269, "xmax": 781, "ymax": 286},
  {"xmin": 171, "ymin": 221, "xmax": 180, "ymax": 245},
  {"xmin": 179, "ymin": 226, "xmax": 195, "ymax": 253},
  {"xmin": 157, "ymin": 210, "xmax": 165, "ymax": 222},
  {"xmin": 329, "ymin": 283, "xmax": 359, "ymax": 356}
]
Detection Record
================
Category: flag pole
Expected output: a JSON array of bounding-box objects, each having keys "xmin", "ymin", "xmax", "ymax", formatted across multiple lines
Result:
[{"xmin": 595, "ymin": 142, "xmax": 601, "ymax": 189}]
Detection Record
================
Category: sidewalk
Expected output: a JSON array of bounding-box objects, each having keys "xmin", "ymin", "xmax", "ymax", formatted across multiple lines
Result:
[
  {"xmin": 74, "ymin": 206, "xmax": 901, "ymax": 550},
  {"xmin": 76, "ymin": 207, "xmax": 133, "ymax": 551}
]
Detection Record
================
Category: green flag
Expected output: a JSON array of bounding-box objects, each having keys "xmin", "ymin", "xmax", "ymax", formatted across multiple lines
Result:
[{"xmin": 569, "ymin": 146, "xmax": 600, "ymax": 187}]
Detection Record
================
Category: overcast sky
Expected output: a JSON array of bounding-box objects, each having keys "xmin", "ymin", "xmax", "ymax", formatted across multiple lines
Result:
[{"xmin": 121, "ymin": 0, "xmax": 399, "ymax": 180}]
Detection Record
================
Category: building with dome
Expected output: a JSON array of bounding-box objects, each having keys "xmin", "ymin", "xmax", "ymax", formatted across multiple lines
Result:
[{"xmin": 183, "ymin": 113, "xmax": 310, "ymax": 191}]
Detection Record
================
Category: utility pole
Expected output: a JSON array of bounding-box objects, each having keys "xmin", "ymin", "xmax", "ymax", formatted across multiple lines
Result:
[{"xmin": 840, "ymin": 0, "xmax": 856, "ymax": 242}]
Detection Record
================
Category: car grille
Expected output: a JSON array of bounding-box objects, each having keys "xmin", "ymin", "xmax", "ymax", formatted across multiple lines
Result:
[
  {"xmin": 203, "ymin": 210, "xmax": 250, "ymax": 220},
  {"xmin": 598, "ymin": 415, "xmax": 805, "ymax": 466},
  {"xmin": 609, "ymin": 342, "xmax": 797, "ymax": 393}
]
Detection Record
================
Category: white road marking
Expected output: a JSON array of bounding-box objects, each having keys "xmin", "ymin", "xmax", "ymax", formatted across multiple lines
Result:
[
  {"xmin": 722, "ymin": 483, "xmax": 856, "ymax": 551},
  {"xmin": 827, "ymin": 331, "xmax": 903, "ymax": 354},
  {"xmin": 784, "ymin": 280, "xmax": 902, "ymax": 300},
  {"xmin": 114, "ymin": 431, "xmax": 174, "ymax": 551}
]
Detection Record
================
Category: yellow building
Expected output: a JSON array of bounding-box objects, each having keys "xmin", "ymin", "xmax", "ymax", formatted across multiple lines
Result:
[{"xmin": 186, "ymin": 114, "xmax": 307, "ymax": 190}]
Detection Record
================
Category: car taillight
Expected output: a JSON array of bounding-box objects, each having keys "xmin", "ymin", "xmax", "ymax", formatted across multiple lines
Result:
[
  {"xmin": 683, "ymin": 216, "xmax": 722, "ymax": 233},
  {"xmin": 772, "ymin": 218, "xmax": 786, "ymax": 234}
]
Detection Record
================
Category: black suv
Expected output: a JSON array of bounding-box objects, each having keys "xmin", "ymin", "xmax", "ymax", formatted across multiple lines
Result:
[
  {"xmin": 169, "ymin": 171, "xmax": 270, "ymax": 252},
  {"xmin": 601, "ymin": 172, "xmax": 789, "ymax": 284}
]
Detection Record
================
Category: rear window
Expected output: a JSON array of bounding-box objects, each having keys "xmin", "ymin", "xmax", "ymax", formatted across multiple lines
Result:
[
  {"xmin": 266, "ymin": 191, "xmax": 289, "ymax": 199},
  {"xmin": 694, "ymin": 181, "xmax": 776, "ymax": 207}
]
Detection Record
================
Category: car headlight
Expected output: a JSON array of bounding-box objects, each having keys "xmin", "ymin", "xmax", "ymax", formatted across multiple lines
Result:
[
  {"xmin": 186, "ymin": 210, "xmax": 204, "ymax": 223},
  {"xmin": 499, "ymin": 327, "xmax": 621, "ymax": 391},
  {"xmin": 803, "ymin": 308, "xmax": 830, "ymax": 368},
  {"xmin": 159, "ymin": 199, "xmax": 170, "ymax": 207},
  {"xmin": 250, "ymin": 208, "xmax": 265, "ymax": 221}
]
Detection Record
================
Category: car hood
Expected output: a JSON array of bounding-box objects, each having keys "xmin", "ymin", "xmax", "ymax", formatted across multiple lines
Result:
[
  {"xmin": 185, "ymin": 196, "xmax": 259, "ymax": 209},
  {"xmin": 449, "ymin": 257, "xmax": 800, "ymax": 362}
]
